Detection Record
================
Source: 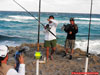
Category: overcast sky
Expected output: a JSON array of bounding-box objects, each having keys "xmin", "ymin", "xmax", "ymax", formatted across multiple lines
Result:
[{"xmin": 0, "ymin": 0, "xmax": 100, "ymax": 14}]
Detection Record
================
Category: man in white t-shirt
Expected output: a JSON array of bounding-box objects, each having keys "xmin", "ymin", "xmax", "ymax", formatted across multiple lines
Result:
[
  {"xmin": 0, "ymin": 45, "xmax": 25, "ymax": 75},
  {"xmin": 44, "ymin": 15, "xmax": 58, "ymax": 61}
]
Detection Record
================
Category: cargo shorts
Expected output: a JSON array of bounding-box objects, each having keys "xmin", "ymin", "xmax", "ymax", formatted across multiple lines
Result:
[
  {"xmin": 44, "ymin": 39, "xmax": 56, "ymax": 48},
  {"xmin": 65, "ymin": 39, "xmax": 75, "ymax": 49}
]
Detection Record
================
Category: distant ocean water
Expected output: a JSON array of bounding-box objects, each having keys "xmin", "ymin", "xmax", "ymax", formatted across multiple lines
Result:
[{"xmin": 0, "ymin": 11, "xmax": 100, "ymax": 54}]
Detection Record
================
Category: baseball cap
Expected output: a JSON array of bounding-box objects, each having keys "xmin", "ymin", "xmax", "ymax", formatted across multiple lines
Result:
[
  {"xmin": 49, "ymin": 15, "xmax": 54, "ymax": 19},
  {"xmin": 0, "ymin": 45, "xmax": 9, "ymax": 57},
  {"xmin": 70, "ymin": 18, "xmax": 74, "ymax": 21}
]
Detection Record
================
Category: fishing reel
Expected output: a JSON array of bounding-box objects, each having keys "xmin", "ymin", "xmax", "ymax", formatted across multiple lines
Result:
[{"xmin": 45, "ymin": 24, "xmax": 51, "ymax": 30}]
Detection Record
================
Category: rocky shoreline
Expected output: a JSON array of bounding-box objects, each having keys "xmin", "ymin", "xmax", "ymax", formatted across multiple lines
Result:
[{"xmin": 8, "ymin": 43, "xmax": 100, "ymax": 75}]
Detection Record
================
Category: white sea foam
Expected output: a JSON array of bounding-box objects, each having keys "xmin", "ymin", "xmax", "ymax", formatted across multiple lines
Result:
[
  {"xmin": 58, "ymin": 20, "xmax": 69, "ymax": 24},
  {"xmin": 0, "ymin": 41, "xmax": 19, "ymax": 46},
  {"xmin": 9, "ymin": 15, "xmax": 37, "ymax": 20},
  {"xmin": 75, "ymin": 17, "xmax": 100, "ymax": 21},
  {"xmin": 0, "ymin": 18, "xmax": 26, "ymax": 22},
  {"xmin": 58, "ymin": 18, "xmax": 100, "ymax": 25},
  {"xmin": 0, "ymin": 15, "xmax": 37, "ymax": 23},
  {"xmin": 75, "ymin": 40, "xmax": 100, "ymax": 54},
  {"xmin": 76, "ymin": 21, "xmax": 100, "ymax": 25},
  {"xmin": 0, "ymin": 39, "xmax": 100, "ymax": 54},
  {"xmin": 58, "ymin": 20, "xmax": 100, "ymax": 25}
]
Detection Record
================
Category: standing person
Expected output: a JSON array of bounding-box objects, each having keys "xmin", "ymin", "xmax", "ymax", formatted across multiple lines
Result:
[
  {"xmin": 0, "ymin": 45, "xmax": 25, "ymax": 75},
  {"xmin": 44, "ymin": 15, "xmax": 58, "ymax": 61},
  {"xmin": 61, "ymin": 18, "xmax": 78, "ymax": 60}
]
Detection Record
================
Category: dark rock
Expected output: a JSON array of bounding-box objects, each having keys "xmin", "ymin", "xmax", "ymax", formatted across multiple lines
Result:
[
  {"xmin": 7, "ymin": 43, "xmax": 100, "ymax": 75},
  {"xmin": 97, "ymin": 54, "xmax": 100, "ymax": 57}
]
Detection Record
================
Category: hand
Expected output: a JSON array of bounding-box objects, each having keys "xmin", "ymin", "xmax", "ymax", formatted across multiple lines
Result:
[
  {"xmin": 69, "ymin": 31, "xmax": 72, "ymax": 34},
  {"xmin": 61, "ymin": 26, "xmax": 65, "ymax": 31},
  {"xmin": 19, "ymin": 54, "xmax": 24, "ymax": 64},
  {"xmin": 74, "ymin": 25, "xmax": 78, "ymax": 30},
  {"xmin": 47, "ymin": 19, "xmax": 50, "ymax": 21},
  {"xmin": 14, "ymin": 64, "xmax": 16, "ymax": 68},
  {"xmin": 44, "ymin": 26, "xmax": 46, "ymax": 29},
  {"xmin": 75, "ymin": 26, "xmax": 78, "ymax": 30}
]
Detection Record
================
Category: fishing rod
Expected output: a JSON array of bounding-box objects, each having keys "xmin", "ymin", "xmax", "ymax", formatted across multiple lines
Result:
[
  {"xmin": 35, "ymin": 1, "xmax": 46, "ymax": 75},
  {"xmin": 87, "ymin": 0, "xmax": 93, "ymax": 57},
  {"xmin": 37, "ymin": 0, "xmax": 41, "ymax": 51},
  {"xmin": 85, "ymin": 0, "xmax": 93, "ymax": 74},
  {"xmin": 36, "ymin": 0, "xmax": 41, "ymax": 75},
  {"xmin": 13, "ymin": 0, "xmax": 58, "ymax": 39}
]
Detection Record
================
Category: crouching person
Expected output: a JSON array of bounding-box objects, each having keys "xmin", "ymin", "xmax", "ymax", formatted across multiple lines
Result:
[{"xmin": 0, "ymin": 45, "xmax": 25, "ymax": 75}]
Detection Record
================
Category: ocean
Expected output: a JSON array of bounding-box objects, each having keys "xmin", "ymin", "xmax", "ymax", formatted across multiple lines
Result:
[{"xmin": 0, "ymin": 11, "xmax": 100, "ymax": 54}]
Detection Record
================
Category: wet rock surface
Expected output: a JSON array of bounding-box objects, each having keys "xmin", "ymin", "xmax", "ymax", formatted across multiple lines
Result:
[{"xmin": 8, "ymin": 43, "xmax": 100, "ymax": 75}]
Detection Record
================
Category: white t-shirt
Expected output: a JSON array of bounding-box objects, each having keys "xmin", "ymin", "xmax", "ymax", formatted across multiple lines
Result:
[
  {"xmin": 7, "ymin": 64, "xmax": 25, "ymax": 75},
  {"xmin": 44, "ymin": 19, "xmax": 58, "ymax": 41}
]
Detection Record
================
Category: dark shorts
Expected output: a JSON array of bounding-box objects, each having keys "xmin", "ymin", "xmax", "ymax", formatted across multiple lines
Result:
[
  {"xmin": 65, "ymin": 39, "xmax": 75, "ymax": 49},
  {"xmin": 44, "ymin": 39, "xmax": 56, "ymax": 48}
]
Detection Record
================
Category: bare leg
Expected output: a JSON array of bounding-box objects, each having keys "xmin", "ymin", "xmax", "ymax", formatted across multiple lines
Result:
[
  {"xmin": 69, "ymin": 48, "xmax": 74, "ymax": 60},
  {"xmin": 71, "ymin": 48, "xmax": 74, "ymax": 55},
  {"xmin": 46, "ymin": 47, "xmax": 49, "ymax": 60},
  {"xmin": 51, "ymin": 47, "xmax": 56, "ymax": 55},
  {"xmin": 62, "ymin": 48, "xmax": 69, "ymax": 57},
  {"xmin": 50, "ymin": 47, "xmax": 56, "ymax": 60},
  {"xmin": 65, "ymin": 48, "xmax": 69, "ymax": 54}
]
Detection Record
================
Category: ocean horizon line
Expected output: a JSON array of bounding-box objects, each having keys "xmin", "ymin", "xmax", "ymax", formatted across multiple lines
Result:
[{"xmin": 0, "ymin": 10, "xmax": 100, "ymax": 15}]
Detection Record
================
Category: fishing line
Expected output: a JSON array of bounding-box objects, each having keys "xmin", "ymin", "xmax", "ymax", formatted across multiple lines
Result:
[{"xmin": 13, "ymin": 0, "xmax": 58, "ymax": 39}]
